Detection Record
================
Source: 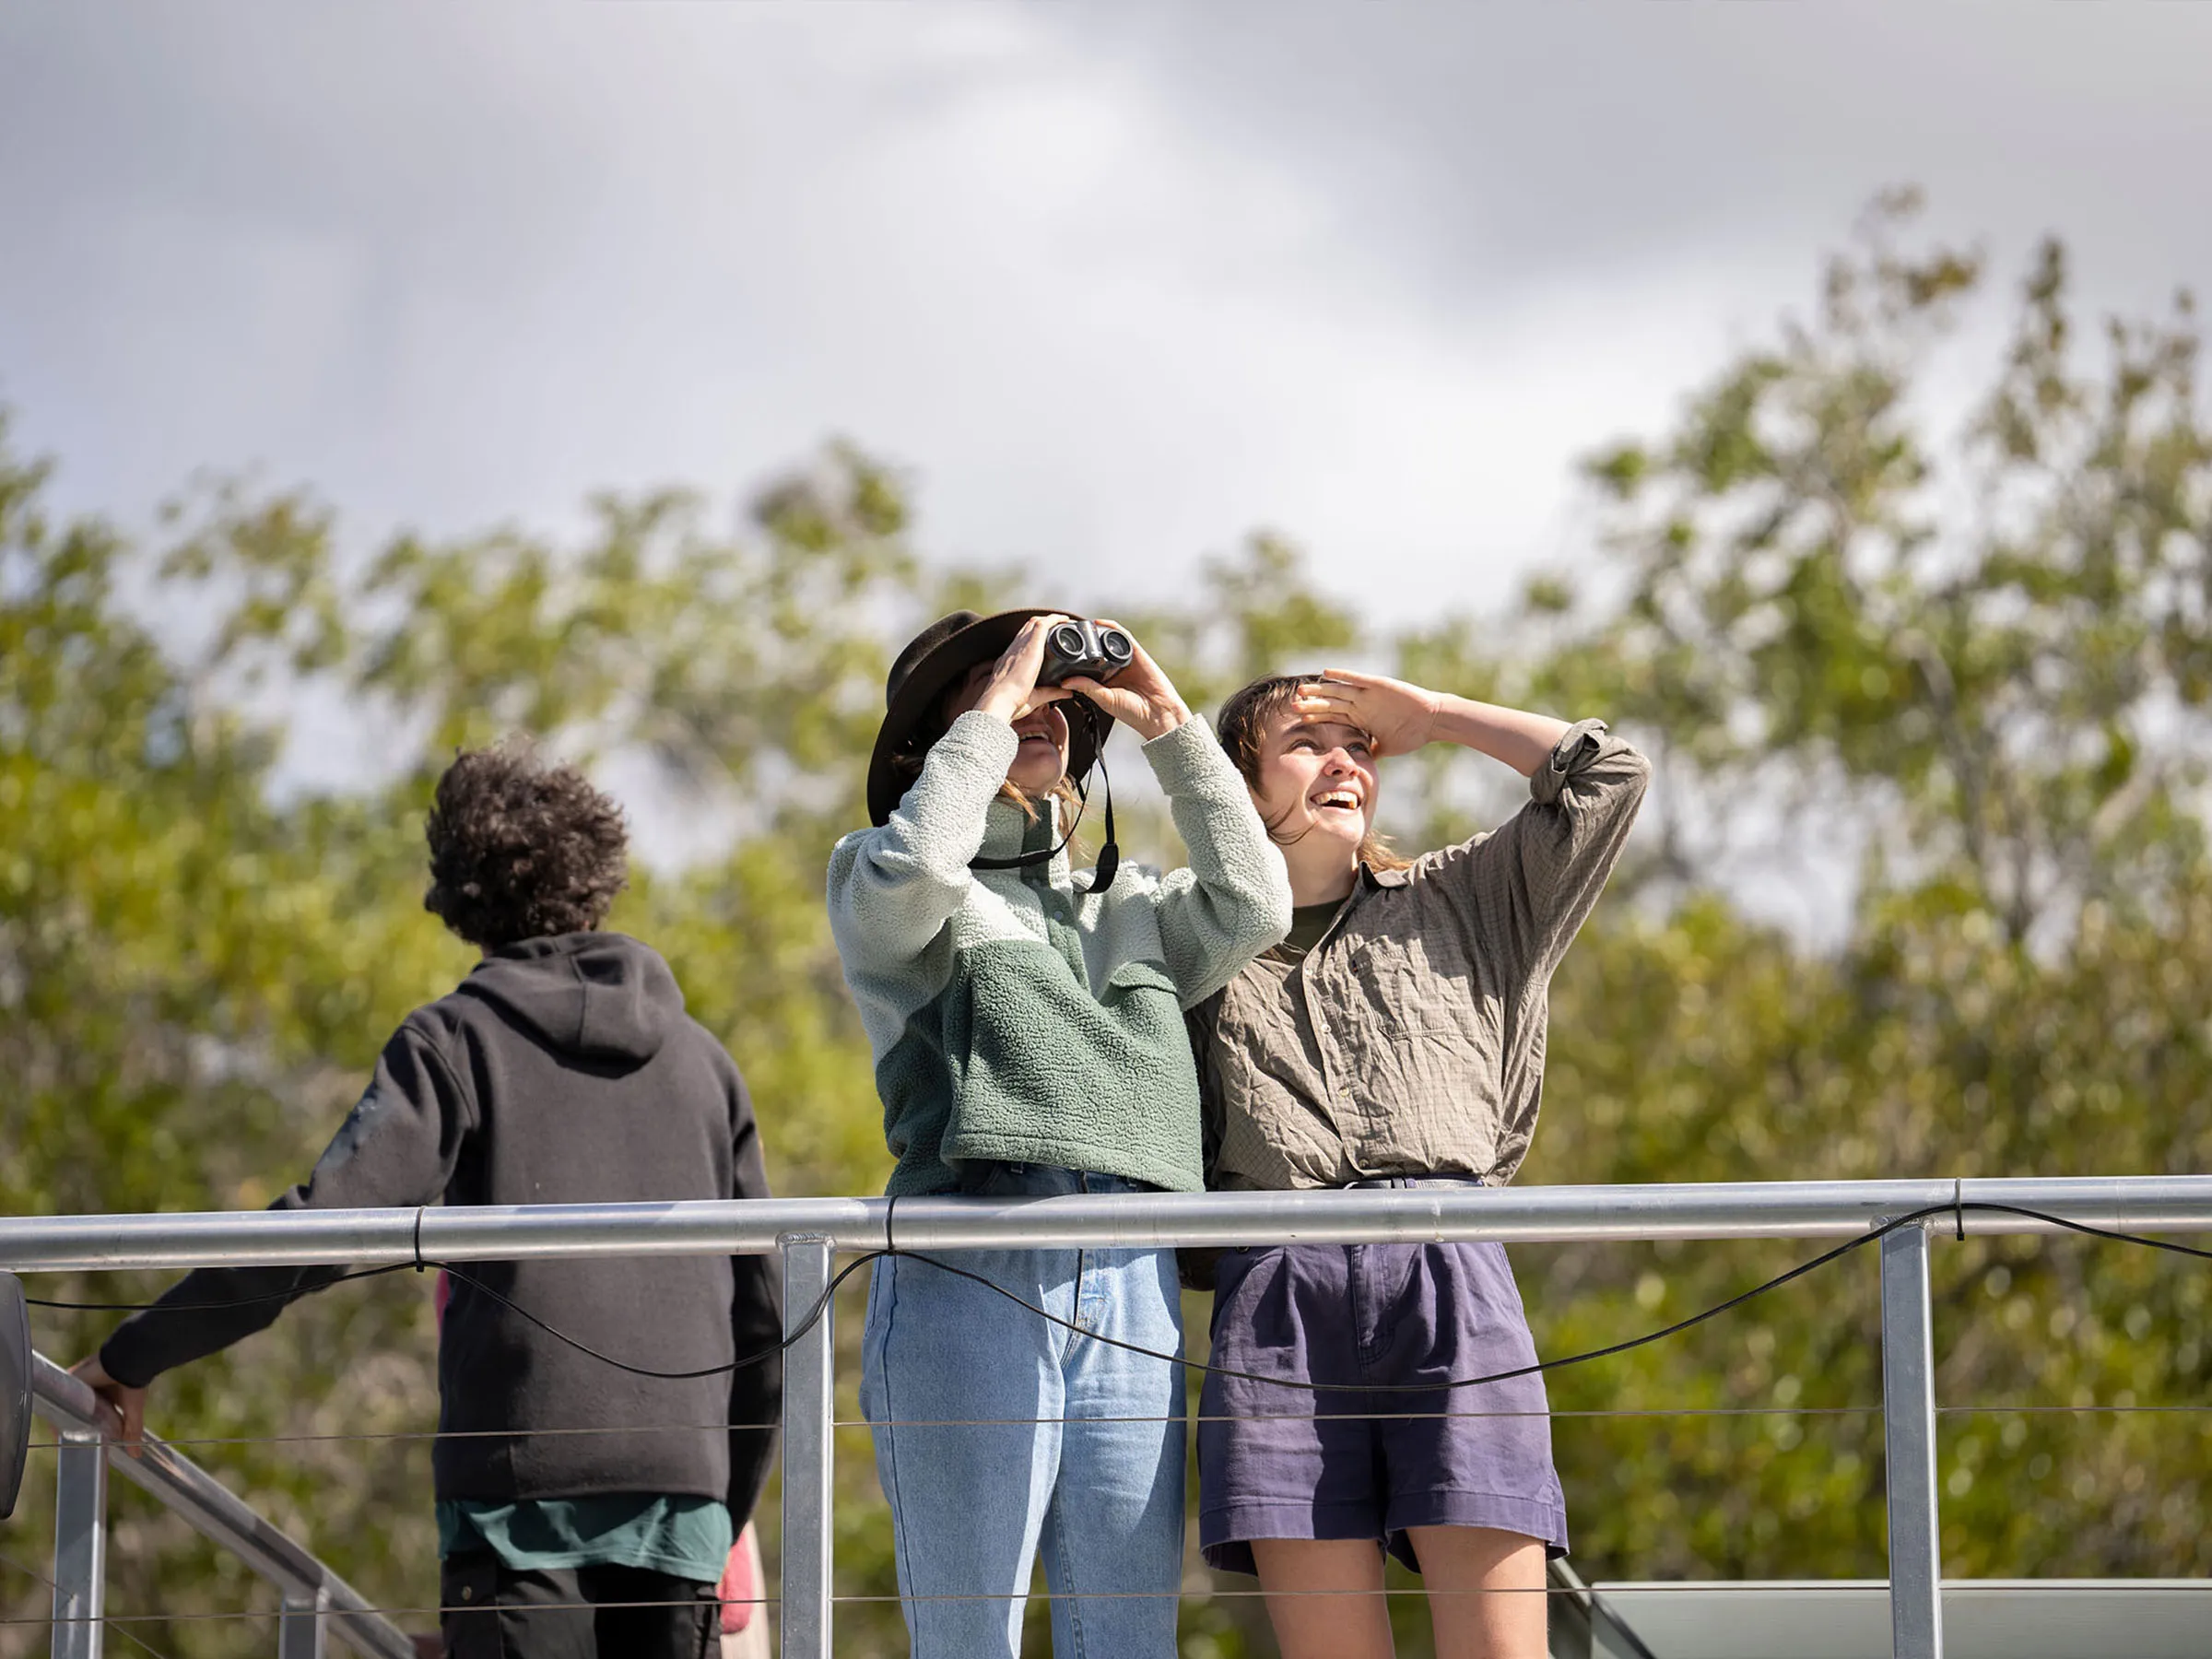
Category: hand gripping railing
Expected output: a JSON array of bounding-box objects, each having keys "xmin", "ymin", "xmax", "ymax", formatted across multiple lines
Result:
[
  {"xmin": 10, "ymin": 1173, "xmax": 2212, "ymax": 1659},
  {"xmin": 29, "ymin": 1353, "xmax": 418, "ymax": 1659}
]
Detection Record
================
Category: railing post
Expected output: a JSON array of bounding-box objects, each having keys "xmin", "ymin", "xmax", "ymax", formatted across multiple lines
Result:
[
  {"xmin": 52, "ymin": 1427, "xmax": 107, "ymax": 1659},
  {"xmin": 1880, "ymin": 1221, "xmax": 1943, "ymax": 1659},
  {"xmin": 277, "ymin": 1583, "xmax": 329, "ymax": 1659},
  {"xmin": 780, "ymin": 1235, "xmax": 836, "ymax": 1659}
]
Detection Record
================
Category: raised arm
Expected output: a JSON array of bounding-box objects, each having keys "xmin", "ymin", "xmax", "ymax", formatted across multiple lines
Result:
[
  {"xmin": 1450, "ymin": 720, "xmax": 1651, "ymax": 967},
  {"xmin": 1130, "ymin": 721, "xmax": 1295, "ymax": 1005},
  {"xmin": 1299, "ymin": 671, "xmax": 1650, "ymax": 971},
  {"xmin": 1295, "ymin": 669, "xmax": 1571, "ymax": 776},
  {"xmin": 829, "ymin": 711, "xmax": 1017, "ymax": 967},
  {"xmin": 828, "ymin": 616, "xmax": 1068, "ymax": 971},
  {"xmin": 1066, "ymin": 630, "xmax": 1292, "ymax": 1005}
]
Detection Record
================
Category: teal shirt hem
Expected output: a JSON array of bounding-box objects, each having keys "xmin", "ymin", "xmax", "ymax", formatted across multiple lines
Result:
[{"xmin": 437, "ymin": 1495, "xmax": 731, "ymax": 1583}]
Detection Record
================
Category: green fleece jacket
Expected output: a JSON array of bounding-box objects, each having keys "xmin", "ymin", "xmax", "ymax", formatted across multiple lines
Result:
[{"xmin": 828, "ymin": 711, "xmax": 1292, "ymax": 1196}]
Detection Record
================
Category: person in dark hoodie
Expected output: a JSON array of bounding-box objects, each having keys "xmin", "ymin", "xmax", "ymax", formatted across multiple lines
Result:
[{"xmin": 71, "ymin": 739, "xmax": 782, "ymax": 1659}]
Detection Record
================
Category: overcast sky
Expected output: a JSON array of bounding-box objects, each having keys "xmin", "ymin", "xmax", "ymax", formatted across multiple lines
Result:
[{"xmin": 5, "ymin": 2, "xmax": 2210, "ymax": 633}]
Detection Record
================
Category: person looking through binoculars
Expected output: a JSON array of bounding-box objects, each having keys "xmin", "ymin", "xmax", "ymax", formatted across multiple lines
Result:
[
  {"xmin": 828, "ymin": 609, "xmax": 1291, "ymax": 1659},
  {"xmin": 1190, "ymin": 668, "xmax": 1650, "ymax": 1659}
]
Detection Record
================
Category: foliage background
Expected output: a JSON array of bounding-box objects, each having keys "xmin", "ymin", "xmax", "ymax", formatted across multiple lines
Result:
[{"xmin": 5, "ymin": 197, "xmax": 2210, "ymax": 1655}]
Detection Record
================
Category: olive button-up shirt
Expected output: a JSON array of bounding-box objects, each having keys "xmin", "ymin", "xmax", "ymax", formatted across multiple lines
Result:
[{"xmin": 1192, "ymin": 720, "xmax": 1650, "ymax": 1192}]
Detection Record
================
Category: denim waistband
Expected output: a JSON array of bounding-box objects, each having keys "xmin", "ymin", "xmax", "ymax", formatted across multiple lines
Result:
[
  {"xmin": 1340, "ymin": 1174, "xmax": 1488, "ymax": 1191},
  {"xmin": 955, "ymin": 1161, "xmax": 1160, "ymax": 1199}
]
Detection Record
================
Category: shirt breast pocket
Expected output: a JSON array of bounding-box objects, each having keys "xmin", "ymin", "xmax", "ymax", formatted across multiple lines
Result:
[{"xmin": 1337, "ymin": 924, "xmax": 1481, "ymax": 1040}]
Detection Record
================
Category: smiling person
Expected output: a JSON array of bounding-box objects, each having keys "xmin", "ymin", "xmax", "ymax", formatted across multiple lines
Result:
[
  {"xmin": 828, "ymin": 609, "xmax": 1291, "ymax": 1659},
  {"xmin": 1189, "ymin": 669, "xmax": 1650, "ymax": 1659}
]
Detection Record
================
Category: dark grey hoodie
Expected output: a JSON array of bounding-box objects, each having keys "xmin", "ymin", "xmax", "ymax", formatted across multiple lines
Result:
[{"xmin": 101, "ymin": 933, "xmax": 782, "ymax": 1522}]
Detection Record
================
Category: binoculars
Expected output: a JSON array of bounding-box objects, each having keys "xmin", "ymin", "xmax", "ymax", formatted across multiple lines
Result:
[{"xmin": 1038, "ymin": 619, "xmax": 1135, "ymax": 688}]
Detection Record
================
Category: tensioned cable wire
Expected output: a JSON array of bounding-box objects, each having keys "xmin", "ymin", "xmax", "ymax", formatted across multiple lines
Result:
[
  {"xmin": 829, "ymin": 1406, "xmax": 1880, "ymax": 1427},
  {"xmin": 21, "ymin": 1419, "xmax": 783, "ymax": 1452},
  {"xmin": 836, "ymin": 1400, "xmax": 2212, "ymax": 1425},
  {"xmin": 9, "ymin": 1574, "xmax": 2212, "ymax": 1627},
  {"xmin": 0, "ymin": 1597, "xmax": 771, "ymax": 1627},
  {"xmin": 18, "ymin": 1580, "xmax": 2212, "ymax": 1628},
  {"xmin": 833, "ymin": 1577, "xmax": 2212, "ymax": 1606},
  {"xmin": 23, "ymin": 1398, "xmax": 2208, "ymax": 1455},
  {"xmin": 0, "ymin": 1547, "xmax": 183, "ymax": 1659}
]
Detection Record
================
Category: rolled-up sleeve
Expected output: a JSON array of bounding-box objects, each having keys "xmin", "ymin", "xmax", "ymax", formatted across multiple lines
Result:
[
  {"xmin": 1424, "ymin": 721, "xmax": 1651, "ymax": 981},
  {"xmin": 1131, "ymin": 718, "xmax": 1293, "ymax": 1007}
]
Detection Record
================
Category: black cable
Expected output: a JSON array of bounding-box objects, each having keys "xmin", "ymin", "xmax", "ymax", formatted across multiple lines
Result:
[
  {"xmin": 967, "ymin": 699, "xmax": 1119, "ymax": 890},
  {"xmin": 881, "ymin": 1219, "xmax": 1924, "ymax": 1397},
  {"xmin": 23, "ymin": 1253, "xmax": 853, "ymax": 1380},
  {"xmin": 25, "ymin": 1201, "xmax": 2212, "ymax": 1394},
  {"xmin": 26, "ymin": 1262, "xmax": 418, "ymax": 1312},
  {"xmin": 1953, "ymin": 1201, "xmax": 2212, "ymax": 1263},
  {"xmin": 847, "ymin": 1200, "xmax": 2212, "ymax": 1396},
  {"xmin": 425, "ymin": 1255, "xmax": 879, "ymax": 1380},
  {"xmin": 26, "ymin": 1256, "xmax": 857, "ymax": 1382}
]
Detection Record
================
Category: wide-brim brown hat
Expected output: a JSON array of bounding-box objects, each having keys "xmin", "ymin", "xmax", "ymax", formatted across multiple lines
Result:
[{"xmin": 865, "ymin": 607, "xmax": 1111, "ymax": 827}]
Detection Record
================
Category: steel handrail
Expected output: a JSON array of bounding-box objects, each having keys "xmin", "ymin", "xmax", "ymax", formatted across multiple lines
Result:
[
  {"xmin": 4, "ymin": 1174, "xmax": 2212, "ymax": 1272},
  {"xmin": 33, "ymin": 1354, "xmax": 418, "ymax": 1659}
]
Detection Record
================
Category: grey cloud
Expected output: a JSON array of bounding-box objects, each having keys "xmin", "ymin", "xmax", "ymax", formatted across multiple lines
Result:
[
  {"xmin": 1045, "ymin": 4, "xmax": 2212, "ymax": 306},
  {"xmin": 1, "ymin": 2, "xmax": 2205, "ymax": 644}
]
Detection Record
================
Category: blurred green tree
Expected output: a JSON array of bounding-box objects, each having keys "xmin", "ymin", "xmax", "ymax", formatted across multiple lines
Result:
[
  {"xmin": 4, "ymin": 190, "xmax": 2210, "ymax": 1659},
  {"xmin": 1510, "ymin": 189, "xmax": 2212, "ymax": 1590}
]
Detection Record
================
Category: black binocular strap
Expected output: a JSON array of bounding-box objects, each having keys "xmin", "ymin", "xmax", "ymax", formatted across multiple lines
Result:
[{"xmin": 969, "ymin": 702, "xmax": 1121, "ymax": 893}]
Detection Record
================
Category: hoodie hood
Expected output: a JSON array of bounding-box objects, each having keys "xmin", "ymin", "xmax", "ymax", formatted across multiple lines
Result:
[{"xmin": 461, "ymin": 933, "xmax": 685, "ymax": 1066}]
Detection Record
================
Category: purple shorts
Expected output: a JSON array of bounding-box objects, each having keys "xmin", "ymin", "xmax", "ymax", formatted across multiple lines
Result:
[{"xmin": 1197, "ymin": 1238, "xmax": 1568, "ymax": 1575}]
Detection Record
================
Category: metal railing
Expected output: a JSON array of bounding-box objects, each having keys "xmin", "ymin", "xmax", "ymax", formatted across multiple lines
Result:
[
  {"xmin": 25, "ymin": 1353, "xmax": 417, "ymax": 1659},
  {"xmin": 8, "ymin": 1172, "xmax": 2212, "ymax": 1659}
]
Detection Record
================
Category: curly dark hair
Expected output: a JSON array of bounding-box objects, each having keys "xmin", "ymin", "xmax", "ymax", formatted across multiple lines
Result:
[{"xmin": 422, "ymin": 739, "xmax": 630, "ymax": 949}]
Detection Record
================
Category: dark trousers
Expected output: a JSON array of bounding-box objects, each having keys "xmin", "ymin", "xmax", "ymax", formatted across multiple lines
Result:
[{"xmin": 440, "ymin": 1553, "xmax": 719, "ymax": 1659}]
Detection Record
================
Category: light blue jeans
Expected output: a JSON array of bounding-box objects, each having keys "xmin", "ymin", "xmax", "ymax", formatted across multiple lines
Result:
[{"xmin": 859, "ymin": 1166, "xmax": 1186, "ymax": 1659}]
